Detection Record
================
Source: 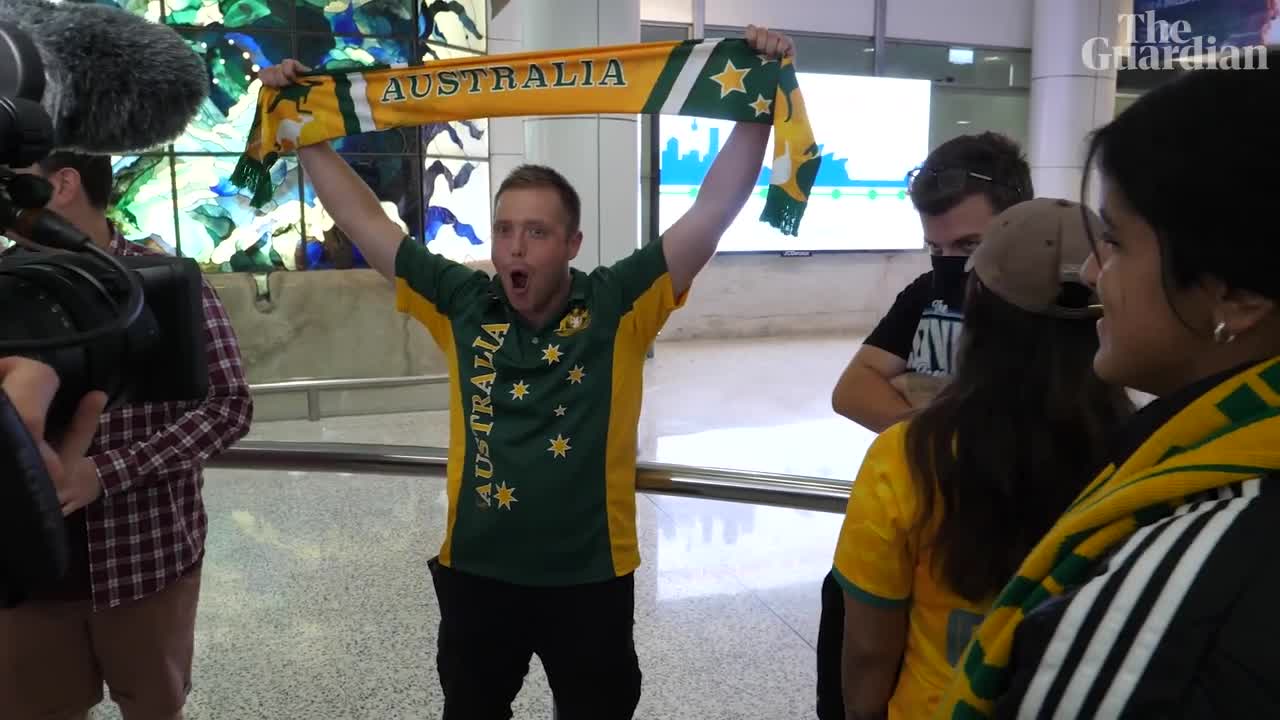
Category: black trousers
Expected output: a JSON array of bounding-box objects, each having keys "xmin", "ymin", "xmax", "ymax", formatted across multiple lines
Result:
[
  {"xmin": 815, "ymin": 570, "xmax": 846, "ymax": 720},
  {"xmin": 429, "ymin": 558, "xmax": 642, "ymax": 720}
]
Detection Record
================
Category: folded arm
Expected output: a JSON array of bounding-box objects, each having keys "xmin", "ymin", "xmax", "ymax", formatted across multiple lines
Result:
[{"xmin": 832, "ymin": 346, "xmax": 912, "ymax": 432}]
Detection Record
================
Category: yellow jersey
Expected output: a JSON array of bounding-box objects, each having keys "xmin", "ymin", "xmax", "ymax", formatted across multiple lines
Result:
[{"xmin": 831, "ymin": 422, "xmax": 990, "ymax": 720}]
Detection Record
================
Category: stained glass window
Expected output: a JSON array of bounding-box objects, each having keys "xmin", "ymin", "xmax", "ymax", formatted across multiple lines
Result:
[
  {"xmin": 299, "ymin": 155, "xmax": 424, "ymax": 269},
  {"xmin": 109, "ymin": 155, "xmax": 179, "ymax": 253},
  {"xmin": 419, "ymin": 157, "xmax": 491, "ymax": 264},
  {"xmin": 420, "ymin": 0, "xmax": 487, "ymax": 52},
  {"xmin": 175, "ymin": 31, "xmax": 293, "ymax": 153},
  {"xmin": 297, "ymin": 0, "xmax": 417, "ymax": 37},
  {"xmin": 103, "ymin": 0, "xmax": 492, "ymax": 272},
  {"xmin": 298, "ymin": 34, "xmax": 415, "ymax": 70},
  {"xmin": 423, "ymin": 119, "xmax": 488, "ymax": 159},
  {"xmin": 165, "ymin": 0, "xmax": 293, "ymax": 29},
  {"xmin": 420, "ymin": 40, "xmax": 485, "ymax": 64},
  {"xmin": 172, "ymin": 154, "xmax": 304, "ymax": 272}
]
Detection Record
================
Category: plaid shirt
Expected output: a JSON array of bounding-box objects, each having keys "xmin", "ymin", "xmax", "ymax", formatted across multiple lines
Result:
[{"xmin": 76, "ymin": 231, "xmax": 253, "ymax": 610}]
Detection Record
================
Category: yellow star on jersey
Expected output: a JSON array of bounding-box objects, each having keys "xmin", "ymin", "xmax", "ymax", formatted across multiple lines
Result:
[
  {"xmin": 567, "ymin": 365, "xmax": 586, "ymax": 384},
  {"xmin": 494, "ymin": 482, "xmax": 517, "ymax": 510},
  {"xmin": 510, "ymin": 380, "xmax": 530, "ymax": 400},
  {"xmin": 548, "ymin": 434, "xmax": 572, "ymax": 458},
  {"xmin": 554, "ymin": 405, "xmax": 567, "ymax": 417},
  {"xmin": 709, "ymin": 59, "xmax": 750, "ymax": 98},
  {"xmin": 749, "ymin": 94, "xmax": 773, "ymax": 117},
  {"xmin": 541, "ymin": 344, "xmax": 563, "ymax": 365}
]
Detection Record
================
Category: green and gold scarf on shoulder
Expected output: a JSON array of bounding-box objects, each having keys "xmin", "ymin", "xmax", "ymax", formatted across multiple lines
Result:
[
  {"xmin": 232, "ymin": 38, "xmax": 821, "ymax": 235},
  {"xmin": 939, "ymin": 356, "xmax": 1280, "ymax": 718}
]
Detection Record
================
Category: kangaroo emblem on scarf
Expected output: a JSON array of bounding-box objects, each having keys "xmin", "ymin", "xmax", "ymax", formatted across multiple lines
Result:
[{"xmin": 233, "ymin": 39, "xmax": 821, "ymax": 236}]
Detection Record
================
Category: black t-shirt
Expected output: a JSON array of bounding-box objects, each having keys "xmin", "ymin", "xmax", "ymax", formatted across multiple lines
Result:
[{"xmin": 864, "ymin": 270, "xmax": 966, "ymax": 377}]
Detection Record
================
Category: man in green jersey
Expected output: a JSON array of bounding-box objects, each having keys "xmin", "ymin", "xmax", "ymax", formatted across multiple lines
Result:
[{"xmin": 260, "ymin": 24, "xmax": 794, "ymax": 719}]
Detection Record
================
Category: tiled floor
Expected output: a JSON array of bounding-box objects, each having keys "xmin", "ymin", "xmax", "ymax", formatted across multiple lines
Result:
[{"xmin": 91, "ymin": 337, "xmax": 875, "ymax": 719}]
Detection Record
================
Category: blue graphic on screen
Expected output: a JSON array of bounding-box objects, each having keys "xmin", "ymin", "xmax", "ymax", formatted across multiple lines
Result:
[
  {"xmin": 1130, "ymin": 0, "xmax": 1271, "ymax": 49},
  {"xmin": 657, "ymin": 72, "xmax": 932, "ymax": 253},
  {"xmin": 662, "ymin": 122, "xmax": 910, "ymax": 190}
]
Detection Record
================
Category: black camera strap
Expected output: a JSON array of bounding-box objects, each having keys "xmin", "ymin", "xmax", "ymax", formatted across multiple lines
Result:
[{"xmin": 0, "ymin": 385, "xmax": 68, "ymax": 607}]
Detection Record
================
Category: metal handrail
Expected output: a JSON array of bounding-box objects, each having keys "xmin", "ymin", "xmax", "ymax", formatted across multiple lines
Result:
[
  {"xmin": 249, "ymin": 375, "xmax": 449, "ymax": 421},
  {"xmin": 210, "ymin": 441, "xmax": 851, "ymax": 514},
  {"xmin": 250, "ymin": 375, "xmax": 448, "ymax": 393}
]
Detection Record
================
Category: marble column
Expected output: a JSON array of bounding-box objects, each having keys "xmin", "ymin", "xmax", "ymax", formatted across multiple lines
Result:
[
  {"xmin": 1028, "ymin": 0, "xmax": 1119, "ymax": 202},
  {"xmin": 486, "ymin": 0, "xmax": 528, "ymax": 217},
  {"xmin": 519, "ymin": 0, "xmax": 642, "ymax": 270}
]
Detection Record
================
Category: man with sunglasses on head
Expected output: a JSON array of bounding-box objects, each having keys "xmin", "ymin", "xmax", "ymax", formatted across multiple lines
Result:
[
  {"xmin": 831, "ymin": 132, "xmax": 1032, "ymax": 431},
  {"xmin": 816, "ymin": 132, "xmax": 1032, "ymax": 720}
]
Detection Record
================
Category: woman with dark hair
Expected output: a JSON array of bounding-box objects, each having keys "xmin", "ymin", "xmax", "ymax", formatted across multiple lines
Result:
[
  {"xmin": 830, "ymin": 198, "xmax": 1133, "ymax": 720},
  {"xmin": 940, "ymin": 60, "xmax": 1280, "ymax": 719}
]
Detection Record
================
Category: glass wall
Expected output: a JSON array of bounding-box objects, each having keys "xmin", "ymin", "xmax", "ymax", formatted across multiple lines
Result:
[
  {"xmin": 880, "ymin": 41, "xmax": 1031, "ymax": 151},
  {"xmin": 101, "ymin": 0, "xmax": 490, "ymax": 272},
  {"xmin": 643, "ymin": 25, "xmax": 1033, "ymax": 161},
  {"xmin": 705, "ymin": 27, "xmax": 876, "ymax": 75}
]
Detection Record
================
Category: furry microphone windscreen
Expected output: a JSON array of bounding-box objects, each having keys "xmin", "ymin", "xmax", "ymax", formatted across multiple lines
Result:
[{"xmin": 0, "ymin": 0, "xmax": 209, "ymax": 154}]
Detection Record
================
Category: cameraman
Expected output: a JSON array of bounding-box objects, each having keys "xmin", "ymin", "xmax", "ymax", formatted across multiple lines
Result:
[{"xmin": 0, "ymin": 153, "xmax": 254, "ymax": 720}]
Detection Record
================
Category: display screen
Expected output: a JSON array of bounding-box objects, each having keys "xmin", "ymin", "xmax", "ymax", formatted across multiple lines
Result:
[{"xmin": 657, "ymin": 72, "xmax": 932, "ymax": 253}]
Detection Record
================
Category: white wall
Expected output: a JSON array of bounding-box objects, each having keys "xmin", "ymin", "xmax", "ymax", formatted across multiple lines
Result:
[
  {"xmin": 886, "ymin": 0, "xmax": 1033, "ymax": 47},
  {"xmin": 662, "ymin": 251, "xmax": 931, "ymax": 340},
  {"xmin": 642, "ymin": 0, "xmax": 1031, "ymax": 46},
  {"xmin": 642, "ymin": 0, "xmax": 876, "ymax": 36},
  {"xmin": 488, "ymin": 0, "xmax": 526, "ymax": 231},
  {"xmin": 640, "ymin": 0, "xmax": 694, "ymax": 25},
  {"xmin": 705, "ymin": 0, "xmax": 875, "ymax": 36}
]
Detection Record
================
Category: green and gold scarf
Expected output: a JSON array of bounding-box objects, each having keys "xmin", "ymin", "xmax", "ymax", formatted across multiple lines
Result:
[
  {"xmin": 939, "ymin": 356, "xmax": 1280, "ymax": 718},
  {"xmin": 232, "ymin": 38, "xmax": 821, "ymax": 235}
]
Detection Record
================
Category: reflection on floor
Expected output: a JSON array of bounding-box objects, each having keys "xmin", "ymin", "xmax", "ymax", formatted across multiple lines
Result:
[{"xmin": 91, "ymin": 337, "xmax": 873, "ymax": 719}]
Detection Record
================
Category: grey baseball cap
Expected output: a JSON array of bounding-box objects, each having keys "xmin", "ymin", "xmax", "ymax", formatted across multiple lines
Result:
[{"xmin": 966, "ymin": 198, "xmax": 1102, "ymax": 319}]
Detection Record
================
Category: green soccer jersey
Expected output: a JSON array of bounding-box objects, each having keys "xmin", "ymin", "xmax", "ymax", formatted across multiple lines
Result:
[{"xmin": 394, "ymin": 235, "xmax": 685, "ymax": 586}]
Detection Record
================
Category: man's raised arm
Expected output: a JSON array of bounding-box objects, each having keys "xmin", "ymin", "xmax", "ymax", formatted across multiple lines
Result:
[
  {"xmin": 258, "ymin": 59, "xmax": 405, "ymax": 282},
  {"xmin": 661, "ymin": 25, "xmax": 795, "ymax": 297}
]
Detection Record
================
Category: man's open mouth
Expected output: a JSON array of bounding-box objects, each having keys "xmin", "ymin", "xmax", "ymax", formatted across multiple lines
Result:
[{"xmin": 510, "ymin": 271, "xmax": 529, "ymax": 290}]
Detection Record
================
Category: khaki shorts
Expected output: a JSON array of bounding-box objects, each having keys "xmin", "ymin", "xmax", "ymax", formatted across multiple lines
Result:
[{"xmin": 0, "ymin": 566, "xmax": 202, "ymax": 720}]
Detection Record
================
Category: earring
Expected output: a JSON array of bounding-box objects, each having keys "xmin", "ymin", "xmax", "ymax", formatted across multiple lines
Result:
[{"xmin": 1213, "ymin": 320, "xmax": 1236, "ymax": 344}]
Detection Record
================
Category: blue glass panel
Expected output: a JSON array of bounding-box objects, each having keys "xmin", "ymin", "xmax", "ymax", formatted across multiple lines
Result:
[
  {"xmin": 295, "ymin": 0, "xmax": 415, "ymax": 37},
  {"xmin": 175, "ymin": 30, "xmax": 293, "ymax": 154},
  {"xmin": 298, "ymin": 33, "xmax": 414, "ymax": 69},
  {"xmin": 110, "ymin": 155, "xmax": 180, "ymax": 254},
  {"xmin": 298, "ymin": 155, "xmax": 422, "ymax": 269},
  {"xmin": 296, "ymin": 34, "xmax": 420, "ymax": 154},
  {"xmin": 165, "ymin": 0, "xmax": 292, "ymax": 29},
  {"xmin": 332, "ymin": 127, "xmax": 421, "ymax": 155},
  {"xmin": 171, "ymin": 154, "xmax": 303, "ymax": 272}
]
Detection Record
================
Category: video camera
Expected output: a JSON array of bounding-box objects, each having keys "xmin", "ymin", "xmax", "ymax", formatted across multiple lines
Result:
[{"xmin": 0, "ymin": 21, "xmax": 209, "ymax": 608}]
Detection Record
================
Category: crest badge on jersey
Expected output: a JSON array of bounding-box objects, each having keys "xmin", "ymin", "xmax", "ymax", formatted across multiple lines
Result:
[{"xmin": 556, "ymin": 307, "xmax": 591, "ymax": 337}]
